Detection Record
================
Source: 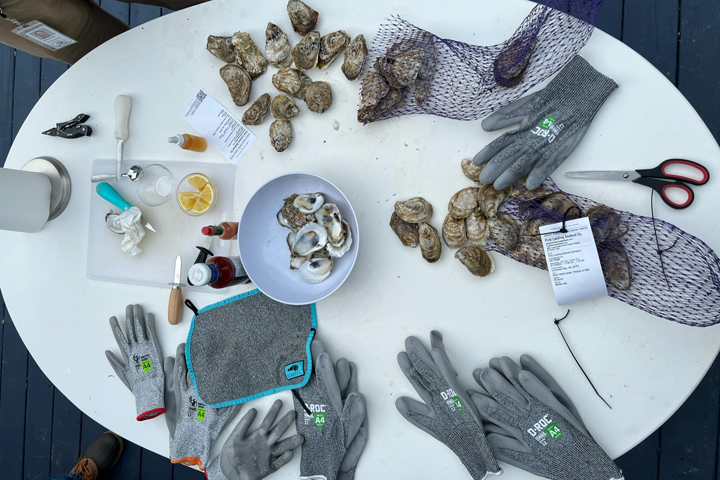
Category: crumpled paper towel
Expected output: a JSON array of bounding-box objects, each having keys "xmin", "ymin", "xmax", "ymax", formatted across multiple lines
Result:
[{"xmin": 108, "ymin": 207, "xmax": 146, "ymax": 257}]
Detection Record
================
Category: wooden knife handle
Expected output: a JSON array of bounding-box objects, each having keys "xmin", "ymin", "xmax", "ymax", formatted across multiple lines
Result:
[{"xmin": 168, "ymin": 287, "xmax": 183, "ymax": 325}]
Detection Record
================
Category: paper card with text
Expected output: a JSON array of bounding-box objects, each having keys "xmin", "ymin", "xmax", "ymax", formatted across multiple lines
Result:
[
  {"xmin": 539, "ymin": 217, "xmax": 608, "ymax": 306},
  {"xmin": 183, "ymin": 88, "xmax": 255, "ymax": 165}
]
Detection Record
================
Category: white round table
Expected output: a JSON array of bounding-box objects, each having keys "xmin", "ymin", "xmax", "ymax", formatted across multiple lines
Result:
[{"xmin": 3, "ymin": 0, "xmax": 720, "ymax": 478}]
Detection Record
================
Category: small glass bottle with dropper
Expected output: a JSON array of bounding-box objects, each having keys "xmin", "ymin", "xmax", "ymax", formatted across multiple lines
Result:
[{"xmin": 168, "ymin": 133, "xmax": 207, "ymax": 152}]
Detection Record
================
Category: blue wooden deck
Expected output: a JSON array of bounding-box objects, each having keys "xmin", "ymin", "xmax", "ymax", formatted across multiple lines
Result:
[{"xmin": 1, "ymin": 1, "xmax": 719, "ymax": 478}]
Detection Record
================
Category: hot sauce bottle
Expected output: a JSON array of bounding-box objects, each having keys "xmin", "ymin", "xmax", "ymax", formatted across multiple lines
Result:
[{"xmin": 188, "ymin": 256, "xmax": 249, "ymax": 288}]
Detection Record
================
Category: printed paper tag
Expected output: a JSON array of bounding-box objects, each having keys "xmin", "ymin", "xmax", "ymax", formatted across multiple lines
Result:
[
  {"xmin": 539, "ymin": 217, "xmax": 608, "ymax": 305},
  {"xmin": 12, "ymin": 20, "xmax": 77, "ymax": 51},
  {"xmin": 183, "ymin": 88, "xmax": 255, "ymax": 165}
]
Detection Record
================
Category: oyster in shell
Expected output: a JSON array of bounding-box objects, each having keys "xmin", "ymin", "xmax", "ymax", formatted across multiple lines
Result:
[
  {"xmin": 587, "ymin": 204, "xmax": 629, "ymax": 243},
  {"xmin": 494, "ymin": 36, "xmax": 536, "ymax": 88},
  {"xmin": 273, "ymin": 68, "xmax": 305, "ymax": 97},
  {"xmin": 512, "ymin": 242, "xmax": 547, "ymax": 269},
  {"xmin": 461, "ymin": 158, "xmax": 484, "ymax": 185},
  {"xmin": 390, "ymin": 212, "xmax": 419, "ymax": 248},
  {"xmin": 220, "ymin": 64, "xmax": 252, "ymax": 106},
  {"xmin": 315, "ymin": 203, "xmax": 344, "ymax": 245},
  {"xmin": 265, "ymin": 22, "xmax": 292, "ymax": 68},
  {"xmin": 466, "ymin": 209, "xmax": 489, "ymax": 247},
  {"xmin": 442, "ymin": 214, "xmax": 466, "ymax": 248},
  {"xmin": 600, "ymin": 241, "xmax": 632, "ymax": 290},
  {"xmin": 540, "ymin": 193, "xmax": 582, "ymax": 219},
  {"xmin": 359, "ymin": 87, "xmax": 404, "ymax": 123},
  {"xmin": 478, "ymin": 184, "xmax": 510, "ymax": 218},
  {"xmin": 242, "ymin": 93, "xmax": 271, "ymax": 126},
  {"xmin": 318, "ymin": 30, "xmax": 350, "ymax": 69},
  {"xmin": 231, "ymin": 32, "xmax": 268, "ymax": 79},
  {"xmin": 271, "ymin": 94, "xmax": 300, "ymax": 120},
  {"xmin": 269, "ymin": 119, "xmax": 294, "ymax": 152},
  {"xmin": 292, "ymin": 30, "xmax": 320, "ymax": 70},
  {"xmin": 292, "ymin": 222, "xmax": 328, "ymax": 256},
  {"xmin": 303, "ymin": 81, "xmax": 332, "ymax": 113},
  {"xmin": 287, "ymin": 0, "xmax": 318, "ymax": 36},
  {"xmin": 294, "ymin": 192, "xmax": 325, "ymax": 214},
  {"xmin": 395, "ymin": 197, "xmax": 433, "ymax": 224},
  {"xmin": 299, "ymin": 256, "xmax": 333, "ymax": 283},
  {"xmin": 206, "ymin": 35, "xmax": 235, "ymax": 63},
  {"xmin": 448, "ymin": 187, "xmax": 480, "ymax": 219},
  {"xmin": 328, "ymin": 220, "xmax": 352, "ymax": 257},
  {"xmin": 488, "ymin": 215, "xmax": 519, "ymax": 253},
  {"xmin": 379, "ymin": 41, "xmax": 423, "ymax": 87},
  {"xmin": 298, "ymin": 72, "xmax": 314, "ymax": 98},
  {"xmin": 342, "ymin": 34, "xmax": 367, "ymax": 81},
  {"xmin": 418, "ymin": 223, "xmax": 442, "ymax": 263},
  {"xmin": 455, "ymin": 246, "xmax": 494, "ymax": 277},
  {"xmin": 410, "ymin": 41, "xmax": 436, "ymax": 105},
  {"xmin": 357, "ymin": 71, "xmax": 398, "ymax": 123}
]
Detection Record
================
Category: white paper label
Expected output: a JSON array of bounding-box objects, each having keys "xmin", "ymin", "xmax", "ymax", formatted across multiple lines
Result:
[
  {"xmin": 12, "ymin": 20, "xmax": 77, "ymax": 51},
  {"xmin": 539, "ymin": 217, "xmax": 608, "ymax": 306},
  {"xmin": 183, "ymin": 88, "xmax": 255, "ymax": 165}
]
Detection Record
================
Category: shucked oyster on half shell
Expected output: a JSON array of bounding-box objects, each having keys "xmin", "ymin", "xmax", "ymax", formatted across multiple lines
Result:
[
  {"xmin": 265, "ymin": 22, "xmax": 292, "ymax": 68},
  {"xmin": 395, "ymin": 197, "xmax": 433, "ymax": 224},
  {"xmin": 292, "ymin": 222, "xmax": 328, "ymax": 256},
  {"xmin": 294, "ymin": 192, "xmax": 325, "ymax": 214},
  {"xmin": 287, "ymin": 0, "xmax": 319, "ymax": 36},
  {"xmin": 232, "ymin": 32, "xmax": 268, "ymax": 79},
  {"xmin": 206, "ymin": 35, "xmax": 236, "ymax": 63},
  {"xmin": 342, "ymin": 34, "xmax": 367, "ymax": 81},
  {"xmin": 242, "ymin": 93, "xmax": 271, "ymax": 126},
  {"xmin": 291, "ymin": 30, "xmax": 320, "ymax": 70},
  {"xmin": 390, "ymin": 212, "xmax": 419, "ymax": 248},
  {"xmin": 299, "ymin": 256, "xmax": 333, "ymax": 283},
  {"xmin": 315, "ymin": 203, "xmax": 344, "ymax": 245},
  {"xmin": 327, "ymin": 220, "xmax": 352, "ymax": 258},
  {"xmin": 318, "ymin": 30, "xmax": 350, "ymax": 69},
  {"xmin": 220, "ymin": 64, "xmax": 252, "ymax": 106}
]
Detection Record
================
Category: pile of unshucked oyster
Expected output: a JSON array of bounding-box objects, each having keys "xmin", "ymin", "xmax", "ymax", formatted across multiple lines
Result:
[
  {"xmin": 278, "ymin": 193, "xmax": 353, "ymax": 284},
  {"xmin": 206, "ymin": 0, "xmax": 367, "ymax": 152}
]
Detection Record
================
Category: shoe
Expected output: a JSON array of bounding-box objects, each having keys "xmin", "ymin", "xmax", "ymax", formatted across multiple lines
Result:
[{"xmin": 71, "ymin": 431, "xmax": 124, "ymax": 480}]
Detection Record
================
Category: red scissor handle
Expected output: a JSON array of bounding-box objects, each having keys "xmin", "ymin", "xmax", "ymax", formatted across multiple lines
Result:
[
  {"xmin": 633, "ymin": 177, "xmax": 694, "ymax": 209},
  {"xmin": 635, "ymin": 159, "xmax": 710, "ymax": 185}
]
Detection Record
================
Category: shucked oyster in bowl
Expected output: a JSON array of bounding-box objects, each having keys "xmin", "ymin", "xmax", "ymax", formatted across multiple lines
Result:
[{"xmin": 238, "ymin": 172, "xmax": 359, "ymax": 305}]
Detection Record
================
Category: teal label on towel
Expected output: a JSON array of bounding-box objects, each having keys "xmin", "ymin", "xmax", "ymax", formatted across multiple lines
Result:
[{"xmin": 285, "ymin": 361, "xmax": 304, "ymax": 380}]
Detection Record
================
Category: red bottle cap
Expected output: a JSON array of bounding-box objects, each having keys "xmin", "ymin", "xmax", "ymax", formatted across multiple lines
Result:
[{"xmin": 201, "ymin": 226, "xmax": 214, "ymax": 235}]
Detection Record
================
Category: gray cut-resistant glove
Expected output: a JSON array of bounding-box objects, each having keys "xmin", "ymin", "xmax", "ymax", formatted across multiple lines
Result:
[
  {"xmin": 164, "ymin": 343, "xmax": 238, "ymax": 471},
  {"xmin": 473, "ymin": 55, "xmax": 618, "ymax": 191},
  {"xmin": 205, "ymin": 399, "xmax": 305, "ymax": 480},
  {"xmin": 293, "ymin": 340, "xmax": 366, "ymax": 480},
  {"xmin": 335, "ymin": 359, "xmax": 368, "ymax": 480},
  {"xmin": 105, "ymin": 304, "xmax": 165, "ymax": 421},
  {"xmin": 395, "ymin": 331, "xmax": 501, "ymax": 480},
  {"xmin": 470, "ymin": 355, "xmax": 624, "ymax": 480}
]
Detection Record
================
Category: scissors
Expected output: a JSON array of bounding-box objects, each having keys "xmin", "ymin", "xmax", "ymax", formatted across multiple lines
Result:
[{"xmin": 565, "ymin": 159, "xmax": 710, "ymax": 209}]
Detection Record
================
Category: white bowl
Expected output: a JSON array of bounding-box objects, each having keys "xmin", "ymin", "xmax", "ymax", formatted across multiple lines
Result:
[{"xmin": 238, "ymin": 172, "xmax": 360, "ymax": 305}]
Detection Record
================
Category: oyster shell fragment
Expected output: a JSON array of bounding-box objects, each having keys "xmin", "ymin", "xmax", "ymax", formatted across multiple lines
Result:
[
  {"xmin": 206, "ymin": 35, "xmax": 235, "ymax": 63},
  {"xmin": 303, "ymin": 81, "xmax": 332, "ymax": 113},
  {"xmin": 287, "ymin": 0, "xmax": 319, "ymax": 36},
  {"xmin": 232, "ymin": 32, "xmax": 268, "ymax": 79},
  {"xmin": 455, "ymin": 246, "xmax": 494, "ymax": 277},
  {"xmin": 395, "ymin": 197, "xmax": 433, "ymax": 224},
  {"xmin": 390, "ymin": 212, "xmax": 419, "ymax": 248},
  {"xmin": 242, "ymin": 93, "xmax": 271, "ymax": 126},
  {"xmin": 291, "ymin": 30, "xmax": 320, "ymax": 70},
  {"xmin": 418, "ymin": 223, "xmax": 442, "ymax": 263},
  {"xmin": 265, "ymin": 22, "xmax": 292, "ymax": 68},
  {"xmin": 318, "ymin": 30, "xmax": 350, "ymax": 69},
  {"xmin": 271, "ymin": 94, "xmax": 300, "ymax": 120},
  {"xmin": 220, "ymin": 64, "xmax": 252, "ymax": 106},
  {"xmin": 269, "ymin": 120, "xmax": 294, "ymax": 152},
  {"xmin": 342, "ymin": 34, "xmax": 367, "ymax": 81}
]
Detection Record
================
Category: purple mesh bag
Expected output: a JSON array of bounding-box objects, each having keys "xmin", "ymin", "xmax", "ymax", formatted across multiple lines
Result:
[
  {"xmin": 358, "ymin": 0, "xmax": 605, "ymax": 123},
  {"xmin": 479, "ymin": 178, "xmax": 720, "ymax": 327}
]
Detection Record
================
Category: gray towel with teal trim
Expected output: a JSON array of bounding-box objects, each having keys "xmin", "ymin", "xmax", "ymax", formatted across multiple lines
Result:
[{"xmin": 186, "ymin": 289, "xmax": 316, "ymax": 407}]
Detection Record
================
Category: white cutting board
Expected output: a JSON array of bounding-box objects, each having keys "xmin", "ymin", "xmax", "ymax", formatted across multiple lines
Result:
[{"xmin": 87, "ymin": 159, "xmax": 235, "ymax": 292}]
